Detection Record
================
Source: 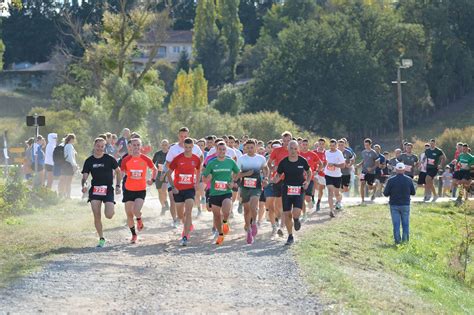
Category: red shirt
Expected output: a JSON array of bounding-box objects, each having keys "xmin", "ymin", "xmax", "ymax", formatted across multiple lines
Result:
[
  {"xmin": 313, "ymin": 149, "xmax": 327, "ymax": 176},
  {"xmin": 169, "ymin": 153, "xmax": 201, "ymax": 191},
  {"xmin": 299, "ymin": 150, "xmax": 321, "ymax": 172},
  {"xmin": 269, "ymin": 146, "xmax": 289, "ymax": 179},
  {"xmin": 121, "ymin": 154, "xmax": 155, "ymax": 191}
]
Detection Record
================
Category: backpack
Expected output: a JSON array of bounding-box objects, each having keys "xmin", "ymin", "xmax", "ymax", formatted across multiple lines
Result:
[{"xmin": 53, "ymin": 144, "xmax": 66, "ymax": 166}]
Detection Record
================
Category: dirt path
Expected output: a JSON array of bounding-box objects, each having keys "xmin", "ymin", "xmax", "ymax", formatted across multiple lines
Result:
[{"xmin": 0, "ymin": 197, "xmax": 324, "ymax": 314}]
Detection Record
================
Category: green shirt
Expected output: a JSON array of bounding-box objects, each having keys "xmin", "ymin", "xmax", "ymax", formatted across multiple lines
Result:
[
  {"xmin": 457, "ymin": 153, "xmax": 474, "ymax": 170},
  {"xmin": 424, "ymin": 147, "xmax": 444, "ymax": 169},
  {"xmin": 202, "ymin": 157, "xmax": 240, "ymax": 196}
]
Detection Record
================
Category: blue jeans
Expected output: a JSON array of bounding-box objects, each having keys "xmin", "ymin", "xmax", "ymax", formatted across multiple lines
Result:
[{"xmin": 389, "ymin": 205, "xmax": 410, "ymax": 244}]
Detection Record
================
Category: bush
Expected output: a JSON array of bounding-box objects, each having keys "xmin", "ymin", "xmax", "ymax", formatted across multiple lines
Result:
[
  {"xmin": 436, "ymin": 127, "xmax": 474, "ymax": 160},
  {"xmin": 211, "ymin": 84, "xmax": 246, "ymax": 115}
]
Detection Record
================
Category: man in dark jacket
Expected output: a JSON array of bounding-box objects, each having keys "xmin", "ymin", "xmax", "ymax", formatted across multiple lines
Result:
[{"xmin": 383, "ymin": 162, "xmax": 416, "ymax": 244}]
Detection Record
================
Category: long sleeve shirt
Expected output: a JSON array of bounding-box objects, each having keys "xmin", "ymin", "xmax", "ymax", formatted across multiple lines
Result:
[
  {"xmin": 64, "ymin": 143, "xmax": 77, "ymax": 168},
  {"xmin": 383, "ymin": 174, "xmax": 416, "ymax": 206}
]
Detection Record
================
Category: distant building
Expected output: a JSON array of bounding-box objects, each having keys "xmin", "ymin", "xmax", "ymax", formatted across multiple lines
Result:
[{"xmin": 133, "ymin": 30, "xmax": 193, "ymax": 71}]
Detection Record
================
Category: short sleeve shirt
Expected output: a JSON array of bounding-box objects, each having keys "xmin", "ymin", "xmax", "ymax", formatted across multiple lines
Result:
[
  {"xmin": 120, "ymin": 154, "xmax": 155, "ymax": 191},
  {"xmin": 202, "ymin": 157, "xmax": 240, "ymax": 196},
  {"xmin": 361, "ymin": 149, "xmax": 380, "ymax": 174},
  {"xmin": 277, "ymin": 156, "xmax": 309, "ymax": 186},
  {"xmin": 82, "ymin": 154, "xmax": 119, "ymax": 187},
  {"xmin": 399, "ymin": 153, "xmax": 419, "ymax": 176},
  {"xmin": 168, "ymin": 153, "xmax": 201, "ymax": 190},
  {"xmin": 166, "ymin": 143, "xmax": 203, "ymax": 164},
  {"xmin": 425, "ymin": 147, "xmax": 444, "ymax": 169},
  {"xmin": 324, "ymin": 149, "xmax": 345, "ymax": 178}
]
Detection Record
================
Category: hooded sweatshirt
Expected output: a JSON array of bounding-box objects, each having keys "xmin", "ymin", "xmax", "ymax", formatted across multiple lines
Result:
[{"xmin": 45, "ymin": 133, "xmax": 57, "ymax": 166}]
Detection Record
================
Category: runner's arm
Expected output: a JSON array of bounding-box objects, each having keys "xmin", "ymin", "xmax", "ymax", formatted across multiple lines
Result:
[{"xmin": 114, "ymin": 168, "xmax": 122, "ymax": 187}]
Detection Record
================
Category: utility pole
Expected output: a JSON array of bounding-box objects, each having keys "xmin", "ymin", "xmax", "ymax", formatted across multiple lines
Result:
[{"xmin": 391, "ymin": 59, "xmax": 413, "ymax": 149}]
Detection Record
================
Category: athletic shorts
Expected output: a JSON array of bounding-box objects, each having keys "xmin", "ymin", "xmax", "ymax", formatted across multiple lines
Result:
[
  {"xmin": 273, "ymin": 181, "xmax": 283, "ymax": 198},
  {"xmin": 456, "ymin": 170, "xmax": 471, "ymax": 181},
  {"xmin": 426, "ymin": 168, "xmax": 438, "ymax": 178},
  {"xmin": 376, "ymin": 174, "xmax": 387, "ymax": 184},
  {"xmin": 259, "ymin": 191, "xmax": 266, "ymax": 202},
  {"xmin": 264, "ymin": 183, "xmax": 275, "ymax": 198},
  {"xmin": 205, "ymin": 189, "xmax": 211, "ymax": 207},
  {"xmin": 45, "ymin": 164, "xmax": 54, "ymax": 172},
  {"xmin": 122, "ymin": 189, "xmax": 146, "ymax": 203},
  {"xmin": 360, "ymin": 173, "xmax": 375, "ymax": 186},
  {"xmin": 173, "ymin": 188, "xmax": 196, "ymax": 203},
  {"xmin": 453, "ymin": 171, "xmax": 462, "ymax": 181},
  {"xmin": 305, "ymin": 180, "xmax": 315, "ymax": 196},
  {"xmin": 209, "ymin": 193, "xmax": 232, "ymax": 207},
  {"xmin": 282, "ymin": 185, "xmax": 304, "ymax": 211},
  {"xmin": 341, "ymin": 175, "xmax": 351, "ymax": 187},
  {"xmin": 316, "ymin": 175, "xmax": 326, "ymax": 186},
  {"xmin": 240, "ymin": 187, "xmax": 261, "ymax": 203},
  {"xmin": 88, "ymin": 186, "xmax": 115, "ymax": 204},
  {"xmin": 325, "ymin": 175, "xmax": 342, "ymax": 189},
  {"xmin": 418, "ymin": 172, "xmax": 427, "ymax": 185}
]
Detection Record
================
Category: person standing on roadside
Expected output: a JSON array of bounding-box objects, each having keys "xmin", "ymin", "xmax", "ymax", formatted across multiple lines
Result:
[
  {"xmin": 44, "ymin": 133, "xmax": 57, "ymax": 189},
  {"xmin": 383, "ymin": 162, "xmax": 416, "ymax": 245},
  {"xmin": 59, "ymin": 134, "xmax": 78, "ymax": 199}
]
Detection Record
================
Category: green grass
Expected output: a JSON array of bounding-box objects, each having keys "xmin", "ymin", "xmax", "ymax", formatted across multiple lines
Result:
[
  {"xmin": 0, "ymin": 200, "xmax": 124, "ymax": 288},
  {"xmin": 295, "ymin": 202, "xmax": 474, "ymax": 314}
]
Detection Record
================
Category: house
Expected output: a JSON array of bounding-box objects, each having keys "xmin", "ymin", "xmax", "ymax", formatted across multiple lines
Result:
[{"xmin": 133, "ymin": 30, "xmax": 193, "ymax": 70}]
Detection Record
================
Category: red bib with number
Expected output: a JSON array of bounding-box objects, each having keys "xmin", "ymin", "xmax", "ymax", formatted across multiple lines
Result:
[
  {"xmin": 327, "ymin": 165, "xmax": 336, "ymax": 171},
  {"xmin": 214, "ymin": 181, "xmax": 228, "ymax": 191},
  {"xmin": 287, "ymin": 185, "xmax": 301, "ymax": 196},
  {"xmin": 427, "ymin": 158, "xmax": 435, "ymax": 165},
  {"xmin": 243, "ymin": 177, "xmax": 257, "ymax": 188},
  {"xmin": 178, "ymin": 174, "xmax": 193, "ymax": 185},
  {"xmin": 130, "ymin": 169, "xmax": 143, "ymax": 180},
  {"xmin": 92, "ymin": 185, "xmax": 107, "ymax": 196}
]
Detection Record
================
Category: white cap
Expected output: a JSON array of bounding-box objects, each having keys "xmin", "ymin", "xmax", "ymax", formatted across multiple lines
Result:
[{"xmin": 395, "ymin": 162, "xmax": 405, "ymax": 171}]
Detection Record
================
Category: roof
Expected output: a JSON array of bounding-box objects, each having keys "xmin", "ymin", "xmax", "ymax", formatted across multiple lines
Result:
[
  {"xmin": 165, "ymin": 30, "xmax": 193, "ymax": 44},
  {"xmin": 14, "ymin": 61, "xmax": 57, "ymax": 72}
]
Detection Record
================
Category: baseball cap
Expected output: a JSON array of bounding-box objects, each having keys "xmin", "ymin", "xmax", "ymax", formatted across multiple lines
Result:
[{"xmin": 395, "ymin": 162, "xmax": 405, "ymax": 171}]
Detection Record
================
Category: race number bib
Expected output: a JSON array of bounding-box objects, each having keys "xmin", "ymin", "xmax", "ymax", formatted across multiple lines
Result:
[
  {"xmin": 178, "ymin": 174, "xmax": 193, "ymax": 185},
  {"xmin": 92, "ymin": 185, "xmax": 107, "ymax": 196},
  {"xmin": 327, "ymin": 164, "xmax": 336, "ymax": 171},
  {"xmin": 427, "ymin": 158, "xmax": 435, "ymax": 165},
  {"xmin": 130, "ymin": 169, "xmax": 143, "ymax": 180},
  {"xmin": 405, "ymin": 165, "xmax": 412, "ymax": 172},
  {"xmin": 157, "ymin": 163, "xmax": 163, "ymax": 172},
  {"xmin": 460, "ymin": 163, "xmax": 468, "ymax": 170},
  {"xmin": 214, "ymin": 180, "xmax": 228, "ymax": 191},
  {"xmin": 243, "ymin": 177, "xmax": 257, "ymax": 188},
  {"xmin": 287, "ymin": 185, "xmax": 302, "ymax": 196}
]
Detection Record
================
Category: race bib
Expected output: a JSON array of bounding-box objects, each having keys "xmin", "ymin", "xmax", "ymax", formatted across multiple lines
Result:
[
  {"xmin": 92, "ymin": 185, "xmax": 107, "ymax": 196},
  {"xmin": 405, "ymin": 165, "xmax": 412, "ymax": 172},
  {"xmin": 287, "ymin": 185, "xmax": 301, "ymax": 196},
  {"xmin": 327, "ymin": 164, "xmax": 336, "ymax": 171},
  {"xmin": 427, "ymin": 158, "xmax": 435, "ymax": 165},
  {"xmin": 460, "ymin": 163, "xmax": 468, "ymax": 169},
  {"xmin": 157, "ymin": 163, "xmax": 163, "ymax": 172},
  {"xmin": 360, "ymin": 173, "xmax": 365, "ymax": 180},
  {"xmin": 178, "ymin": 174, "xmax": 193, "ymax": 185},
  {"xmin": 130, "ymin": 169, "xmax": 143, "ymax": 180},
  {"xmin": 243, "ymin": 177, "xmax": 257, "ymax": 188},
  {"xmin": 214, "ymin": 180, "xmax": 228, "ymax": 191}
]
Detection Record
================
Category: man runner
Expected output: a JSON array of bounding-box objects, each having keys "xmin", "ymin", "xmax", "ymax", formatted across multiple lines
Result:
[
  {"xmin": 454, "ymin": 144, "xmax": 473, "ymax": 204},
  {"xmin": 299, "ymin": 139, "xmax": 322, "ymax": 219},
  {"xmin": 152, "ymin": 139, "xmax": 170, "ymax": 215},
  {"xmin": 314, "ymin": 138, "xmax": 327, "ymax": 211},
  {"xmin": 357, "ymin": 138, "xmax": 380, "ymax": 204},
  {"xmin": 325, "ymin": 139, "xmax": 346, "ymax": 217},
  {"xmin": 338, "ymin": 139, "xmax": 356, "ymax": 197},
  {"xmin": 81, "ymin": 138, "xmax": 122, "ymax": 247},
  {"xmin": 423, "ymin": 139, "xmax": 446, "ymax": 202}
]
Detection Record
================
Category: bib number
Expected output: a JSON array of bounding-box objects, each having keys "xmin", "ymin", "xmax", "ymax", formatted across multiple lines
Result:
[
  {"xmin": 460, "ymin": 163, "xmax": 468, "ymax": 169},
  {"xmin": 157, "ymin": 163, "xmax": 163, "ymax": 172},
  {"xmin": 287, "ymin": 185, "xmax": 301, "ymax": 196},
  {"xmin": 92, "ymin": 185, "xmax": 107, "ymax": 196},
  {"xmin": 214, "ymin": 181, "xmax": 228, "ymax": 191},
  {"xmin": 427, "ymin": 158, "xmax": 435, "ymax": 165},
  {"xmin": 130, "ymin": 169, "xmax": 143, "ymax": 180},
  {"xmin": 178, "ymin": 174, "xmax": 193, "ymax": 185},
  {"xmin": 327, "ymin": 164, "xmax": 336, "ymax": 171},
  {"xmin": 243, "ymin": 177, "xmax": 257, "ymax": 188}
]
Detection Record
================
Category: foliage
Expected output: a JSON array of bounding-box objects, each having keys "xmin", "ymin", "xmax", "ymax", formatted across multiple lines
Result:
[
  {"xmin": 169, "ymin": 65, "xmax": 208, "ymax": 113},
  {"xmin": 0, "ymin": 39, "xmax": 4, "ymax": 69},
  {"xmin": 435, "ymin": 127, "xmax": 474, "ymax": 160},
  {"xmin": 211, "ymin": 84, "xmax": 246, "ymax": 115},
  {"xmin": 175, "ymin": 50, "xmax": 190, "ymax": 74}
]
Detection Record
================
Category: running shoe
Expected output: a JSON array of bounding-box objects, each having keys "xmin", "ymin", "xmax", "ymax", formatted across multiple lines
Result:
[
  {"xmin": 212, "ymin": 227, "xmax": 219, "ymax": 239},
  {"xmin": 300, "ymin": 213, "xmax": 307, "ymax": 222},
  {"xmin": 329, "ymin": 210, "xmax": 336, "ymax": 218},
  {"xmin": 315, "ymin": 203, "xmax": 321, "ymax": 212},
  {"xmin": 216, "ymin": 235, "xmax": 224, "ymax": 245},
  {"xmin": 271, "ymin": 224, "xmax": 278, "ymax": 236},
  {"xmin": 277, "ymin": 228, "xmax": 284, "ymax": 237},
  {"xmin": 196, "ymin": 208, "xmax": 202, "ymax": 217},
  {"xmin": 97, "ymin": 238, "xmax": 106, "ymax": 248},
  {"xmin": 246, "ymin": 229, "xmax": 253, "ymax": 244},
  {"xmin": 172, "ymin": 219, "xmax": 179, "ymax": 228},
  {"xmin": 431, "ymin": 195, "xmax": 438, "ymax": 203},
  {"xmin": 237, "ymin": 203, "xmax": 243, "ymax": 214},
  {"xmin": 251, "ymin": 223, "xmax": 258, "ymax": 237},
  {"xmin": 294, "ymin": 218, "xmax": 301, "ymax": 231},
  {"xmin": 222, "ymin": 223, "xmax": 230, "ymax": 235},
  {"xmin": 137, "ymin": 218, "xmax": 144, "ymax": 231},
  {"xmin": 285, "ymin": 234, "xmax": 294, "ymax": 246},
  {"xmin": 335, "ymin": 202, "xmax": 342, "ymax": 210},
  {"xmin": 180, "ymin": 236, "xmax": 188, "ymax": 246},
  {"xmin": 371, "ymin": 193, "xmax": 376, "ymax": 201},
  {"xmin": 131, "ymin": 234, "xmax": 138, "ymax": 244}
]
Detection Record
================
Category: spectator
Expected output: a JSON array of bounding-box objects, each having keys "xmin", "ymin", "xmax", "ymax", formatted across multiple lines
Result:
[
  {"xmin": 32, "ymin": 135, "xmax": 46, "ymax": 187},
  {"xmin": 58, "ymin": 134, "xmax": 77, "ymax": 199},
  {"xmin": 383, "ymin": 162, "xmax": 416, "ymax": 245},
  {"xmin": 441, "ymin": 166, "xmax": 453, "ymax": 197},
  {"xmin": 23, "ymin": 137, "xmax": 35, "ymax": 180},
  {"xmin": 116, "ymin": 128, "xmax": 130, "ymax": 157},
  {"xmin": 44, "ymin": 133, "xmax": 57, "ymax": 189}
]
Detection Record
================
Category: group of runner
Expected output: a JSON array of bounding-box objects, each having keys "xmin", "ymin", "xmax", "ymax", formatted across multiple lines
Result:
[{"xmin": 80, "ymin": 128, "xmax": 474, "ymax": 248}]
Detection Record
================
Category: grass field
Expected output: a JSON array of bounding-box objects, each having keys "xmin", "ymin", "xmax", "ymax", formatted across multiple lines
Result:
[
  {"xmin": 0, "ymin": 199, "xmax": 125, "ymax": 288},
  {"xmin": 295, "ymin": 202, "xmax": 474, "ymax": 314}
]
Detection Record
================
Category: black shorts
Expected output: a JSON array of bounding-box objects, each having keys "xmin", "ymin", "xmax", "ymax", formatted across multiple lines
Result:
[
  {"xmin": 360, "ymin": 173, "xmax": 375, "ymax": 186},
  {"xmin": 173, "ymin": 188, "xmax": 196, "ymax": 203},
  {"xmin": 341, "ymin": 175, "xmax": 351, "ymax": 187},
  {"xmin": 426, "ymin": 168, "xmax": 438, "ymax": 178},
  {"xmin": 305, "ymin": 180, "xmax": 315, "ymax": 196},
  {"xmin": 273, "ymin": 181, "xmax": 283, "ymax": 198},
  {"xmin": 457, "ymin": 170, "xmax": 472, "ymax": 181},
  {"xmin": 259, "ymin": 191, "xmax": 266, "ymax": 202},
  {"xmin": 282, "ymin": 185, "xmax": 304, "ymax": 211},
  {"xmin": 418, "ymin": 172, "xmax": 427, "ymax": 185},
  {"xmin": 122, "ymin": 189, "xmax": 146, "ymax": 203},
  {"xmin": 205, "ymin": 189, "xmax": 211, "ymax": 207},
  {"xmin": 325, "ymin": 175, "xmax": 342, "ymax": 189},
  {"xmin": 209, "ymin": 193, "xmax": 232, "ymax": 207},
  {"xmin": 45, "ymin": 164, "xmax": 54, "ymax": 172},
  {"xmin": 88, "ymin": 186, "xmax": 115, "ymax": 204},
  {"xmin": 376, "ymin": 174, "xmax": 387, "ymax": 184}
]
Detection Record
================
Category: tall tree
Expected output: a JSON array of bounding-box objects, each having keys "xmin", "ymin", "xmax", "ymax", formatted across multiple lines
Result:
[
  {"xmin": 169, "ymin": 66, "xmax": 208, "ymax": 113},
  {"xmin": 217, "ymin": 0, "xmax": 243, "ymax": 81}
]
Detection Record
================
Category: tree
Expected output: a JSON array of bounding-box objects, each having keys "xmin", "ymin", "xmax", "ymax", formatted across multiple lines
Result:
[
  {"xmin": 217, "ymin": 0, "xmax": 243, "ymax": 81},
  {"xmin": 193, "ymin": 0, "xmax": 227, "ymax": 86},
  {"xmin": 176, "ymin": 49, "xmax": 190, "ymax": 74},
  {"xmin": 0, "ymin": 40, "xmax": 4, "ymax": 69},
  {"xmin": 169, "ymin": 65, "xmax": 208, "ymax": 113},
  {"xmin": 211, "ymin": 84, "xmax": 246, "ymax": 115}
]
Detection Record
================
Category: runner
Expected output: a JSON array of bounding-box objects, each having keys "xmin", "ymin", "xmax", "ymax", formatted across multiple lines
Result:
[
  {"xmin": 324, "ymin": 139, "xmax": 346, "ymax": 217},
  {"xmin": 357, "ymin": 138, "xmax": 380, "ymax": 204},
  {"xmin": 399, "ymin": 143, "xmax": 419, "ymax": 179},
  {"xmin": 202, "ymin": 141, "xmax": 240, "ymax": 245},
  {"xmin": 120, "ymin": 138, "xmax": 158, "ymax": 243},
  {"xmin": 263, "ymin": 140, "xmax": 281, "ymax": 235},
  {"xmin": 166, "ymin": 138, "xmax": 201, "ymax": 246},
  {"xmin": 373, "ymin": 144, "xmax": 387, "ymax": 201},
  {"xmin": 451, "ymin": 142, "xmax": 464, "ymax": 199},
  {"xmin": 338, "ymin": 139, "xmax": 356, "ymax": 197},
  {"xmin": 273, "ymin": 140, "xmax": 311, "ymax": 245},
  {"xmin": 237, "ymin": 139, "xmax": 269, "ymax": 244},
  {"xmin": 423, "ymin": 139, "xmax": 446, "ymax": 202},
  {"xmin": 454, "ymin": 143, "xmax": 473, "ymax": 204},
  {"xmin": 417, "ymin": 143, "xmax": 430, "ymax": 198},
  {"xmin": 152, "ymin": 139, "xmax": 170, "ymax": 215},
  {"xmin": 299, "ymin": 139, "xmax": 322, "ymax": 220},
  {"xmin": 81, "ymin": 138, "xmax": 122, "ymax": 247},
  {"xmin": 387, "ymin": 149, "xmax": 402, "ymax": 175},
  {"xmin": 313, "ymin": 138, "xmax": 327, "ymax": 211}
]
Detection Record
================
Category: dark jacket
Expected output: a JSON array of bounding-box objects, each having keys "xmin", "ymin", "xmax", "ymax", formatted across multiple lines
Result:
[{"xmin": 383, "ymin": 174, "xmax": 416, "ymax": 206}]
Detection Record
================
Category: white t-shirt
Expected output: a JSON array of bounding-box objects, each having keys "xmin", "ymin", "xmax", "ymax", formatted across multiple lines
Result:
[
  {"xmin": 234, "ymin": 148, "xmax": 243, "ymax": 159},
  {"xmin": 207, "ymin": 146, "xmax": 237, "ymax": 160},
  {"xmin": 324, "ymin": 149, "xmax": 345, "ymax": 177},
  {"xmin": 166, "ymin": 143, "xmax": 203, "ymax": 163},
  {"xmin": 237, "ymin": 154, "xmax": 266, "ymax": 173}
]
